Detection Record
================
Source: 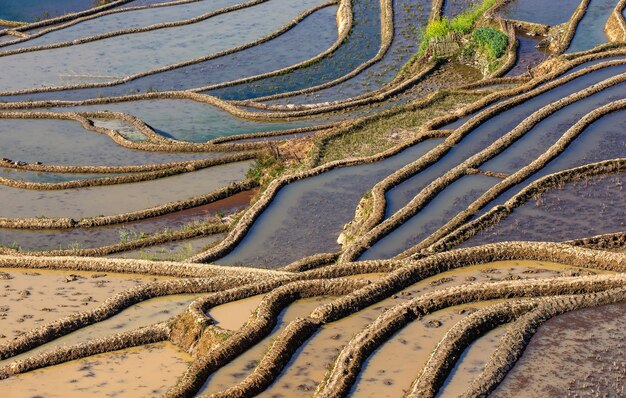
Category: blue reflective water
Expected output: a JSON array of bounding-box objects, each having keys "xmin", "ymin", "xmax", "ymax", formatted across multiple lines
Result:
[
  {"xmin": 266, "ymin": 0, "xmax": 430, "ymax": 105},
  {"xmin": 477, "ymin": 108, "xmax": 626, "ymax": 213},
  {"xmin": 482, "ymin": 80, "xmax": 626, "ymax": 173},
  {"xmin": 567, "ymin": 0, "xmax": 619, "ymax": 53},
  {"xmin": 0, "ymin": 0, "xmax": 105, "ymax": 22},
  {"xmin": 0, "ymin": 118, "xmax": 208, "ymax": 164},
  {"xmin": 359, "ymin": 174, "xmax": 499, "ymax": 259},
  {"xmin": 204, "ymin": 0, "xmax": 382, "ymax": 100},
  {"xmin": 385, "ymin": 64, "xmax": 626, "ymax": 221},
  {"xmin": 2, "ymin": 0, "xmax": 241, "ymax": 50},
  {"xmin": 0, "ymin": 0, "xmax": 324, "ymax": 92},
  {"xmin": 0, "ymin": 6, "xmax": 338, "ymax": 101},
  {"xmin": 217, "ymin": 139, "xmax": 443, "ymax": 268},
  {"xmin": 498, "ymin": 0, "xmax": 580, "ymax": 26}
]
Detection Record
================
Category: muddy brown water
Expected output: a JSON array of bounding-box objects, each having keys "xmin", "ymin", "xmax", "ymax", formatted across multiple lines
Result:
[
  {"xmin": 492, "ymin": 302, "xmax": 626, "ymax": 397},
  {"xmin": 437, "ymin": 325, "xmax": 508, "ymax": 397},
  {"xmin": 206, "ymin": 273, "xmax": 387, "ymax": 333},
  {"xmin": 0, "ymin": 267, "xmax": 165, "ymax": 344},
  {"xmin": 0, "ymin": 293, "xmax": 203, "ymax": 368},
  {"xmin": 347, "ymin": 301, "xmax": 503, "ymax": 398},
  {"xmin": 208, "ymin": 274, "xmax": 389, "ymax": 333},
  {"xmin": 0, "ymin": 342, "xmax": 191, "ymax": 397},
  {"xmin": 262, "ymin": 261, "xmax": 603, "ymax": 397},
  {"xmin": 208, "ymin": 294, "xmax": 266, "ymax": 331},
  {"xmin": 198, "ymin": 296, "xmax": 335, "ymax": 394}
]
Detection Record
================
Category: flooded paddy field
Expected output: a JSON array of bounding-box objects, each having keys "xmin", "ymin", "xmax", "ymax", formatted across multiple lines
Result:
[
  {"xmin": 0, "ymin": 292, "xmax": 201, "ymax": 370},
  {"xmin": 0, "ymin": 0, "xmax": 624, "ymax": 395},
  {"xmin": 50, "ymin": 100, "xmax": 322, "ymax": 142},
  {"xmin": 0, "ymin": 0, "xmax": 327, "ymax": 92},
  {"xmin": 1, "ymin": 0, "xmax": 245, "ymax": 50},
  {"xmin": 468, "ymin": 104, "xmax": 626, "ymax": 226},
  {"xmin": 0, "ymin": 118, "xmax": 210, "ymax": 165},
  {"xmin": 386, "ymin": 62, "xmax": 626, "ymax": 215},
  {"xmin": 0, "ymin": 5, "xmax": 339, "ymax": 100},
  {"xmin": 493, "ymin": 302, "xmax": 626, "ymax": 397},
  {"xmin": 203, "ymin": 0, "xmax": 382, "ymax": 101},
  {"xmin": 0, "ymin": 161, "xmax": 252, "ymax": 219},
  {"xmin": 263, "ymin": 0, "xmax": 432, "ymax": 105},
  {"xmin": 464, "ymin": 174, "xmax": 626, "ymax": 246},
  {"xmin": 198, "ymin": 296, "xmax": 335, "ymax": 394},
  {"xmin": 438, "ymin": 326, "xmax": 508, "ymax": 397},
  {"xmin": 217, "ymin": 139, "xmax": 443, "ymax": 268},
  {"xmin": 0, "ymin": 267, "xmax": 164, "ymax": 344},
  {"xmin": 360, "ymin": 174, "xmax": 500, "ymax": 260},
  {"xmin": 0, "ymin": 189, "xmax": 253, "ymax": 252},
  {"xmin": 0, "ymin": 0, "xmax": 117, "ymax": 23},
  {"xmin": 504, "ymin": 32, "xmax": 548, "ymax": 77},
  {"xmin": 261, "ymin": 260, "xmax": 606, "ymax": 397},
  {"xmin": 0, "ymin": 342, "xmax": 191, "ymax": 397},
  {"xmin": 109, "ymin": 233, "xmax": 226, "ymax": 260},
  {"xmin": 567, "ymin": 0, "xmax": 620, "ymax": 53},
  {"xmin": 443, "ymin": 0, "xmax": 481, "ymax": 19},
  {"xmin": 498, "ymin": 0, "xmax": 580, "ymax": 26}
]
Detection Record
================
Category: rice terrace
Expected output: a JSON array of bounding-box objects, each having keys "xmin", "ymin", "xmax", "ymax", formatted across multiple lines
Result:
[{"xmin": 0, "ymin": 0, "xmax": 624, "ymax": 396}]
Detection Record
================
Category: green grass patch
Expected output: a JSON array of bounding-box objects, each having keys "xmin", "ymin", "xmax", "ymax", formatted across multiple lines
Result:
[
  {"xmin": 246, "ymin": 151, "xmax": 285, "ymax": 186},
  {"xmin": 472, "ymin": 26, "xmax": 509, "ymax": 59},
  {"xmin": 319, "ymin": 92, "xmax": 485, "ymax": 163},
  {"xmin": 137, "ymin": 243, "xmax": 195, "ymax": 262},
  {"xmin": 418, "ymin": 0, "xmax": 499, "ymax": 56}
]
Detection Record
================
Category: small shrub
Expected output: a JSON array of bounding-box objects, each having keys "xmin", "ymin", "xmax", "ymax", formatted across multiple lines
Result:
[
  {"xmin": 418, "ymin": 18, "xmax": 451, "ymax": 56},
  {"xmin": 425, "ymin": 17, "xmax": 451, "ymax": 38},
  {"xmin": 450, "ymin": 13, "xmax": 474, "ymax": 34},
  {"xmin": 417, "ymin": 0, "xmax": 499, "ymax": 56},
  {"xmin": 246, "ymin": 151, "xmax": 284, "ymax": 186},
  {"xmin": 472, "ymin": 27, "xmax": 509, "ymax": 59}
]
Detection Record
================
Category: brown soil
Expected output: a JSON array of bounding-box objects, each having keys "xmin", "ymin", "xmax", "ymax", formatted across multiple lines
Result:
[
  {"xmin": 0, "ymin": 267, "xmax": 164, "ymax": 344},
  {"xmin": 262, "ymin": 261, "xmax": 602, "ymax": 397},
  {"xmin": 492, "ymin": 302, "xmax": 626, "ymax": 397},
  {"xmin": 208, "ymin": 294, "xmax": 265, "ymax": 331},
  {"xmin": 0, "ymin": 342, "xmax": 191, "ymax": 397}
]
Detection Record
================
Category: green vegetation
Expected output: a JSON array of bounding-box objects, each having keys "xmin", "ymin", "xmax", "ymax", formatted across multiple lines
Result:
[
  {"xmin": 1, "ymin": 242, "xmax": 21, "ymax": 251},
  {"xmin": 472, "ymin": 27, "xmax": 509, "ymax": 60},
  {"xmin": 418, "ymin": 0, "xmax": 499, "ymax": 56},
  {"xmin": 118, "ymin": 228, "xmax": 150, "ymax": 244},
  {"xmin": 117, "ymin": 220, "xmax": 219, "ymax": 245},
  {"xmin": 246, "ymin": 150, "xmax": 285, "ymax": 186},
  {"xmin": 137, "ymin": 243, "xmax": 195, "ymax": 262},
  {"xmin": 319, "ymin": 92, "xmax": 485, "ymax": 163}
]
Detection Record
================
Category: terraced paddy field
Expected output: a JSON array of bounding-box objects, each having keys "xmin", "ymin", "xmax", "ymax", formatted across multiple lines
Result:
[{"xmin": 0, "ymin": 0, "xmax": 624, "ymax": 396}]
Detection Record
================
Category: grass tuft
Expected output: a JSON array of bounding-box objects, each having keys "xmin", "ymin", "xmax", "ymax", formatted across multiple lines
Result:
[
  {"xmin": 418, "ymin": 0, "xmax": 499, "ymax": 56},
  {"xmin": 472, "ymin": 26, "xmax": 509, "ymax": 60}
]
